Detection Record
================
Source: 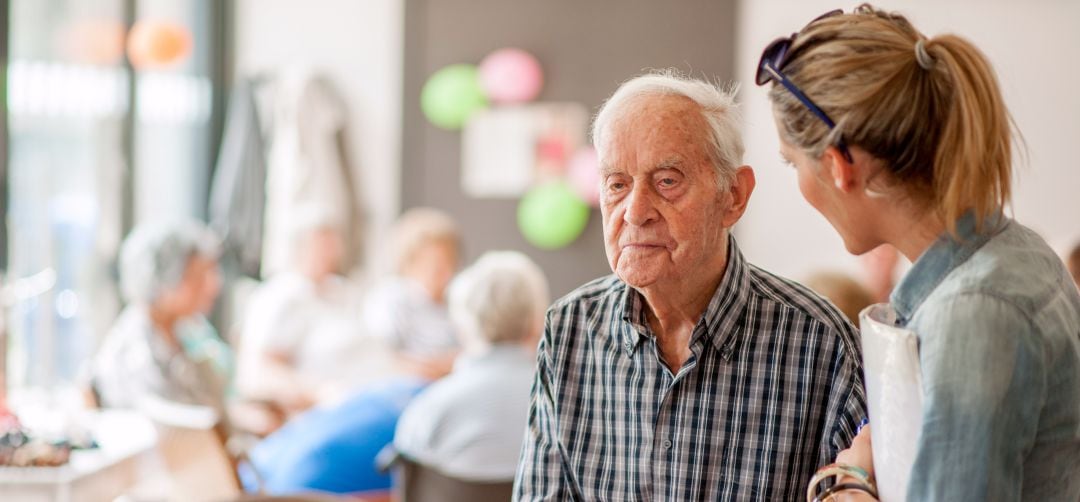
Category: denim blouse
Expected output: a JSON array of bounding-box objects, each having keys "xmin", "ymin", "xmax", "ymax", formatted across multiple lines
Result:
[{"xmin": 891, "ymin": 214, "xmax": 1080, "ymax": 501}]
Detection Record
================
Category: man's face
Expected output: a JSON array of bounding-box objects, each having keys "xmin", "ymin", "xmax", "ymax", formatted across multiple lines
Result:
[{"xmin": 599, "ymin": 94, "xmax": 732, "ymax": 289}]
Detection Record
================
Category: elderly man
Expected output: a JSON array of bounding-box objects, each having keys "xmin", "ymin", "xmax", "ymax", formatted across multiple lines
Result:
[{"xmin": 514, "ymin": 73, "xmax": 867, "ymax": 501}]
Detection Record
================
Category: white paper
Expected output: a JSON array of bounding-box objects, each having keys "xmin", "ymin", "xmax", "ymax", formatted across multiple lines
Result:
[
  {"xmin": 462, "ymin": 106, "xmax": 537, "ymax": 197},
  {"xmin": 859, "ymin": 303, "xmax": 923, "ymax": 502}
]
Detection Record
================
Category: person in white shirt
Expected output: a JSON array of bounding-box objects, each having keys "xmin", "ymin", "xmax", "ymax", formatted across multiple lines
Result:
[
  {"xmin": 394, "ymin": 250, "xmax": 549, "ymax": 482},
  {"xmin": 237, "ymin": 211, "xmax": 390, "ymax": 414}
]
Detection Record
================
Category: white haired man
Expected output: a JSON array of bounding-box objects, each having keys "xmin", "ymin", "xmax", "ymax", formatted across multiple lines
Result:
[{"xmin": 514, "ymin": 73, "xmax": 867, "ymax": 501}]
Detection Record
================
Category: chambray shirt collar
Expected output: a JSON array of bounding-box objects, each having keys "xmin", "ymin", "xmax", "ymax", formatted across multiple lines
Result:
[
  {"xmin": 618, "ymin": 237, "xmax": 751, "ymax": 358},
  {"xmin": 890, "ymin": 212, "xmax": 1005, "ymax": 323}
]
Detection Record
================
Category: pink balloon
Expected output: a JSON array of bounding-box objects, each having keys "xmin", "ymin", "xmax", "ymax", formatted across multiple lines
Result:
[
  {"xmin": 567, "ymin": 147, "xmax": 600, "ymax": 207},
  {"xmin": 479, "ymin": 48, "xmax": 543, "ymax": 104}
]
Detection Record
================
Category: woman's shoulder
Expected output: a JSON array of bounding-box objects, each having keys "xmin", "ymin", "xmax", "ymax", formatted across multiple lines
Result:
[
  {"xmin": 934, "ymin": 221, "xmax": 1074, "ymax": 314},
  {"xmin": 915, "ymin": 221, "xmax": 1080, "ymax": 347}
]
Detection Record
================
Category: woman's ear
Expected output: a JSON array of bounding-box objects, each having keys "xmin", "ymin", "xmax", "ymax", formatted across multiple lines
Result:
[{"xmin": 822, "ymin": 146, "xmax": 857, "ymax": 193}]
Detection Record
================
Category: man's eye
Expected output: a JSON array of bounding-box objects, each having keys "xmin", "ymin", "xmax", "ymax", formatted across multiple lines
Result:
[
  {"xmin": 658, "ymin": 178, "xmax": 677, "ymax": 187},
  {"xmin": 607, "ymin": 182, "xmax": 626, "ymax": 191}
]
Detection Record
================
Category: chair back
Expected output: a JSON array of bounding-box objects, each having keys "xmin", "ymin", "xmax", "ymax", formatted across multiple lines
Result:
[{"xmin": 395, "ymin": 458, "xmax": 513, "ymax": 502}]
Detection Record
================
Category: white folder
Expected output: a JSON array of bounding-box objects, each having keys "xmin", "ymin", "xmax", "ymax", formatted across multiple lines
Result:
[{"xmin": 858, "ymin": 303, "xmax": 924, "ymax": 502}]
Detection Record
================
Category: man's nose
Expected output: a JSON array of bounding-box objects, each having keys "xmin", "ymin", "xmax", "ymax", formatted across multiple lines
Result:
[{"xmin": 624, "ymin": 183, "xmax": 659, "ymax": 226}]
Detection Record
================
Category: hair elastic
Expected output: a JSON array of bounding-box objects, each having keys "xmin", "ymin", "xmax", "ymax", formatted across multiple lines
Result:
[{"xmin": 914, "ymin": 39, "xmax": 936, "ymax": 70}]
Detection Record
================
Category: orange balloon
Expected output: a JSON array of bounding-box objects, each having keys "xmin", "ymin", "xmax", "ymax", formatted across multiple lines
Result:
[{"xmin": 126, "ymin": 20, "xmax": 192, "ymax": 69}]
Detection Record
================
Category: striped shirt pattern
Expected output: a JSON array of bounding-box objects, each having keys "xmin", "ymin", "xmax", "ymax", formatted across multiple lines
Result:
[{"xmin": 514, "ymin": 240, "xmax": 868, "ymax": 501}]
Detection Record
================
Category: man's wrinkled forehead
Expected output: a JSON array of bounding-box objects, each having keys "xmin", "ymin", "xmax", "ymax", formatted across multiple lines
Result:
[{"xmin": 600, "ymin": 94, "xmax": 709, "ymax": 162}]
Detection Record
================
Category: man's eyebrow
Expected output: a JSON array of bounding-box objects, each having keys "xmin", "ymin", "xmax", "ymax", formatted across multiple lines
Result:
[
  {"xmin": 656, "ymin": 158, "xmax": 682, "ymax": 170},
  {"xmin": 600, "ymin": 164, "xmax": 620, "ymax": 177}
]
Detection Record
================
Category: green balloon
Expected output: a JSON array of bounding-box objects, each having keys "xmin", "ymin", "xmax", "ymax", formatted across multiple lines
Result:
[
  {"xmin": 518, "ymin": 182, "xmax": 591, "ymax": 250},
  {"xmin": 421, "ymin": 64, "xmax": 488, "ymax": 130}
]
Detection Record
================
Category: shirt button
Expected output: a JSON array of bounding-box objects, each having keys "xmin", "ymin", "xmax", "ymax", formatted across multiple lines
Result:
[
  {"xmin": 662, "ymin": 439, "xmax": 673, "ymax": 449},
  {"xmin": 624, "ymin": 342, "xmax": 633, "ymax": 351}
]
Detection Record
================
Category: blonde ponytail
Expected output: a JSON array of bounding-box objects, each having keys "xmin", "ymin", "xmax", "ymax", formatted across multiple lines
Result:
[{"xmin": 927, "ymin": 35, "xmax": 1014, "ymax": 234}]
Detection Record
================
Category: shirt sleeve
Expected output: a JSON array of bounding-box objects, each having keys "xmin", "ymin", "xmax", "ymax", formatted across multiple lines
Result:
[
  {"xmin": 820, "ymin": 321, "xmax": 869, "ymax": 465},
  {"xmin": 906, "ymin": 293, "xmax": 1042, "ymax": 501},
  {"xmin": 513, "ymin": 317, "xmax": 574, "ymax": 501}
]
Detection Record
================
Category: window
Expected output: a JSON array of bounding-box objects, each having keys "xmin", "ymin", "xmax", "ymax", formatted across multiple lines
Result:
[{"xmin": 2, "ymin": 0, "xmax": 224, "ymax": 402}]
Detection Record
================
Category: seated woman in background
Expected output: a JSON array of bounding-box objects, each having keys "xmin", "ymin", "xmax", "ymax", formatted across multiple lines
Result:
[
  {"xmin": 364, "ymin": 207, "xmax": 462, "ymax": 380},
  {"xmin": 236, "ymin": 209, "xmax": 388, "ymax": 412},
  {"xmin": 394, "ymin": 250, "xmax": 549, "ymax": 483},
  {"xmin": 91, "ymin": 221, "xmax": 230, "ymax": 418}
]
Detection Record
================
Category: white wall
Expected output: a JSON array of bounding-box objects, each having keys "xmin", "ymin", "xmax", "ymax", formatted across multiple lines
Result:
[
  {"xmin": 233, "ymin": 0, "xmax": 404, "ymax": 275},
  {"xmin": 735, "ymin": 0, "xmax": 1080, "ymax": 281}
]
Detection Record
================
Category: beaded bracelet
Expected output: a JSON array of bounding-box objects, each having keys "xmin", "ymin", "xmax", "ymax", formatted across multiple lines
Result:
[
  {"xmin": 806, "ymin": 463, "xmax": 877, "ymax": 502},
  {"xmin": 814, "ymin": 481, "xmax": 878, "ymax": 502}
]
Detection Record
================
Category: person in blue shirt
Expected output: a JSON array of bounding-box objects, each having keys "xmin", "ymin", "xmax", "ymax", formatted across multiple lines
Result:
[{"xmin": 756, "ymin": 4, "xmax": 1080, "ymax": 501}]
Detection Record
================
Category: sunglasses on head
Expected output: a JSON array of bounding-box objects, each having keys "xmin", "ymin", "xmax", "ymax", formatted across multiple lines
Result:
[{"xmin": 756, "ymin": 9, "xmax": 853, "ymax": 163}]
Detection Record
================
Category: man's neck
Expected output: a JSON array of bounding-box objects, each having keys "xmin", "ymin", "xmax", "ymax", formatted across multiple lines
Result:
[{"xmin": 637, "ymin": 255, "xmax": 728, "ymax": 373}]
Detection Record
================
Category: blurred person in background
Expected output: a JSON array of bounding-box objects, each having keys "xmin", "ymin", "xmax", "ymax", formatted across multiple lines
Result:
[
  {"xmin": 804, "ymin": 271, "xmax": 876, "ymax": 327},
  {"xmin": 1068, "ymin": 241, "xmax": 1080, "ymax": 290},
  {"xmin": 236, "ymin": 208, "xmax": 385, "ymax": 415},
  {"xmin": 237, "ymin": 211, "xmax": 465, "ymax": 498},
  {"xmin": 394, "ymin": 250, "xmax": 549, "ymax": 484},
  {"xmin": 364, "ymin": 207, "xmax": 461, "ymax": 380},
  {"xmin": 758, "ymin": 5, "xmax": 1080, "ymax": 499},
  {"xmin": 90, "ymin": 221, "xmax": 230, "ymax": 417}
]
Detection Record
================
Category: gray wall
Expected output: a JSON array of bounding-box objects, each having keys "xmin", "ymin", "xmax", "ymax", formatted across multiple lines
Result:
[{"xmin": 402, "ymin": 0, "xmax": 737, "ymax": 297}]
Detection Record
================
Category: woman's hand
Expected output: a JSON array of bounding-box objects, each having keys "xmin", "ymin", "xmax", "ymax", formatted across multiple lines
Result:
[{"xmin": 836, "ymin": 424, "xmax": 874, "ymax": 479}]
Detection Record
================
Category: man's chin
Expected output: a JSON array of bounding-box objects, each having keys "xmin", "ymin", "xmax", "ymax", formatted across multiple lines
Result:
[{"xmin": 616, "ymin": 267, "xmax": 660, "ymax": 289}]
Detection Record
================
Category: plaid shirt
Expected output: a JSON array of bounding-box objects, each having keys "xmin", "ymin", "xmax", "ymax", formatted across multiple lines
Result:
[{"xmin": 514, "ymin": 240, "xmax": 867, "ymax": 501}]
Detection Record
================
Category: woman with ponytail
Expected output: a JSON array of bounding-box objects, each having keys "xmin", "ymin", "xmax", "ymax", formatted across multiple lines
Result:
[{"xmin": 757, "ymin": 5, "xmax": 1080, "ymax": 501}]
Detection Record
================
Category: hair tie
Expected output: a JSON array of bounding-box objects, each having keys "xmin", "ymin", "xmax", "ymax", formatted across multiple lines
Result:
[{"xmin": 914, "ymin": 39, "xmax": 936, "ymax": 70}]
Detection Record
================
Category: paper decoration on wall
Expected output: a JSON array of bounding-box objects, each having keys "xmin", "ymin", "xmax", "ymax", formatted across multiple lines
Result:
[
  {"xmin": 479, "ymin": 48, "xmax": 544, "ymax": 104},
  {"xmin": 566, "ymin": 146, "xmax": 600, "ymax": 207},
  {"xmin": 127, "ymin": 20, "xmax": 192, "ymax": 69},
  {"xmin": 421, "ymin": 64, "xmax": 489, "ymax": 130},
  {"xmin": 462, "ymin": 103, "xmax": 588, "ymax": 198},
  {"xmin": 517, "ymin": 181, "xmax": 590, "ymax": 250}
]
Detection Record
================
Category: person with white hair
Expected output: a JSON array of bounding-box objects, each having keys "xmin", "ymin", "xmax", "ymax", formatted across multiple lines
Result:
[
  {"xmin": 514, "ymin": 72, "xmax": 867, "ymax": 500},
  {"xmin": 394, "ymin": 251, "xmax": 549, "ymax": 482},
  {"xmin": 91, "ymin": 220, "xmax": 229, "ymax": 414},
  {"xmin": 364, "ymin": 207, "xmax": 462, "ymax": 380}
]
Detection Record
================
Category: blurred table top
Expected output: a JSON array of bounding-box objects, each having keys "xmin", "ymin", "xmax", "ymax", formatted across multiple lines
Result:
[{"xmin": 0, "ymin": 409, "xmax": 157, "ymax": 502}]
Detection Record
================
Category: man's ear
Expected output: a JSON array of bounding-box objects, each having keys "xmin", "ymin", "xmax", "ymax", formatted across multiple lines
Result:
[
  {"xmin": 823, "ymin": 146, "xmax": 857, "ymax": 193},
  {"xmin": 721, "ymin": 166, "xmax": 756, "ymax": 227}
]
